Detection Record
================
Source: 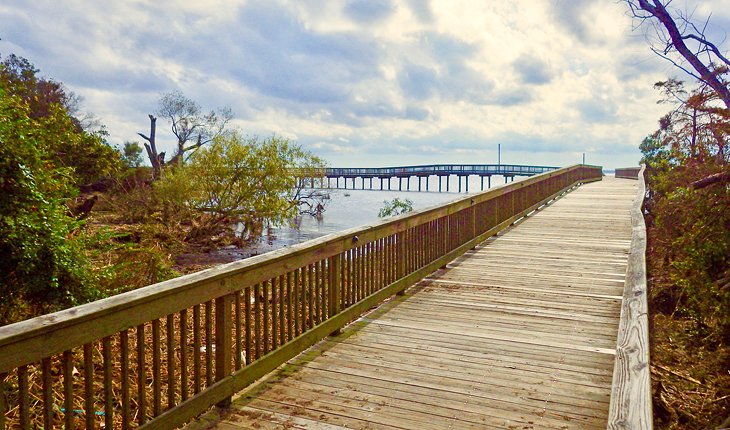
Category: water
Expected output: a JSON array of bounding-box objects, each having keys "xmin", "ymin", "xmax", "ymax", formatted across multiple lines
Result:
[{"xmin": 251, "ymin": 174, "xmax": 517, "ymax": 254}]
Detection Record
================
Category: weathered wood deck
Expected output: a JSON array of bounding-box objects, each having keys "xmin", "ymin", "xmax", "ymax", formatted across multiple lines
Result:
[{"xmin": 188, "ymin": 177, "xmax": 638, "ymax": 430}]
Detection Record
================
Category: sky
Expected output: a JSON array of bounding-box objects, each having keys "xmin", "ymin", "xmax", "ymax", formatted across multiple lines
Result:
[{"xmin": 1, "ymin": 0, "xmax": 728, "ymax": 169}]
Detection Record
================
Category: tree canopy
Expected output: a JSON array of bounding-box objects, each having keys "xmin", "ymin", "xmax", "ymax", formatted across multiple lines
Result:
[{"xmin": 152, "ymin": 133, "xmax": 326, "ymax": 239}]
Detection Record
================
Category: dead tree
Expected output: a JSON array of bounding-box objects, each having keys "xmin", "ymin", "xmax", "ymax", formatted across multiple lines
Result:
[
  {"xmin": 627, "ymin": 0, "xmax": 730, "ymax": 109},
  {"xmin": 138, "ymin": 114, "xmax": 164, "ymax": 178},
  {"xmin": 156, "ymin": 90, "xmax": 233, "ymax": 165}
]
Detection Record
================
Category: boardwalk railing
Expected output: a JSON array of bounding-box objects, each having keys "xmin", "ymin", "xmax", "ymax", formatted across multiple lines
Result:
[
  {"xmin": 615, "ymin": 167, "xmax": 642, "ymax": 179},
  {"xmin": 0, "ymin": 164, "xmax": 602, "ymax": 430},
  {"xmin": 326, "ymin": 163, "xmax": 557, "ymax": 178},
  {"xmin": 608, "ymin": 164, "xmax": 652, "ymax": 429}
]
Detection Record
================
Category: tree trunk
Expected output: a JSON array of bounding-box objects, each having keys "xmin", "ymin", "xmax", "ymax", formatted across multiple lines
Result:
[{"xmin": 139, "ymin": 114, "xmax": 163, "ymax": 178}]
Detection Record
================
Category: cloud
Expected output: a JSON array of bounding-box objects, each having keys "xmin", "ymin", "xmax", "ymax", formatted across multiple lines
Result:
[
  {"xmin": 513, "ymin": 54, "xmax": 553, "ymax": 85},
  {"xmin": 343, "ymin": 0, "xmax": 397, "ymax": 24},
  {"xmin": 575, "ymin": 98, "xmax": 618, "ymax": 123},
  {"xmin": 405, "ymin": 0, "xmax": 433, "ymax": 22},
  {"xmin": 1, "ymin": 0, "xmax": 705, "ymax": 169},
  {"xmin": 398, "ymin": 62, "xmax": 439, "ymax": 100}
]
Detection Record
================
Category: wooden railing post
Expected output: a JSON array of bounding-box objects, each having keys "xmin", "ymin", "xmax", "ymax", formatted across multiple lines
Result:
[
  {"xmin": 328, "ymin": 255, "xmax": 341, "ymax": 318},
  {"xmin": 396, "ymin": 231, "xmax": 407, "ymax": 294},
  {"xmin": 215, "ymin": 290, "xmax": 233, "ymax": 407}
]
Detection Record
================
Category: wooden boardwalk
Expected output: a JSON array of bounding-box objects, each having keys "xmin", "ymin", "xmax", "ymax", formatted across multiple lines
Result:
[{"xmin": 189, "ymin": 177, "xmax": 638, "ymax": 430}]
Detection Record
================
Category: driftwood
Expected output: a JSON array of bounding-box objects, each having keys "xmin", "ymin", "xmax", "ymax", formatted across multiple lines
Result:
[{"xmin": 690, "ymin": 170, "xmax": 730, "ymax": 189}]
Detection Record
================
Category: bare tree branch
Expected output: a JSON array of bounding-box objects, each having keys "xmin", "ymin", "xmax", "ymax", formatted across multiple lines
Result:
[{"xmin": 630, "ymin": 0, "xmax": 730, "ymax": 109}]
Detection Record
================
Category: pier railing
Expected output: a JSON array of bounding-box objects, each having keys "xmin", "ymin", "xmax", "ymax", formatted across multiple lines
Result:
[
  {"xmin": 326, "ymin": 163, "xmax": 558, "ymax": 177},
  {"xmin": 608, "ymin": 164, "xmax": 652, "ymax": 428},
  {"xmin": 0, "ymin": 164, "xmax": 602, "ymax": 430},
  {"xmin": 615, "ymin": 167, "xmax": 642, "ymax": 179}
]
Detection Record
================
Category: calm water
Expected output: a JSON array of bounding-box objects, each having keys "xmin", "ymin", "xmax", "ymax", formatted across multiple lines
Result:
[{"xmin": 247, "ymin": 174, "xmax": 516, "ymax": 255}]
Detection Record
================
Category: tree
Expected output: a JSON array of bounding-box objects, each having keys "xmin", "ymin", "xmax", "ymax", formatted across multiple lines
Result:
[
  {"xmin": 0, "ymin": 80, "xmax": 101, "ymax": 323},
  {"xmin": 152, "ymin": 133, "xmax": 327, "ymax": 243},
  {"xmin": 378, "ymin": 198, "xmax": 414, "ymax": 218},
  {"xmin": 138, "ymin": 91, "xmax": 233, "ymax": 177},
  {"xmin": 0, "ymin": 54, "xmax": 75, "ymax": 121},
  {"xmin": 137, "ymin": 114, "xmax": 165, "ymax": 178},
  {"xmin": 121, "ymin": 141, "xmax": 144, "ymax": 168},
  {"xmin": 0, "ymin": 54, "xmax": 121, "ymax": 187},
  {"xmin": 158, "ymin": 90, "xmax": 233, "ymax": 164},
  {"xmin": 652, "ymin": 79, "xmax": 729, "ymax": 163},
  {"xmin": 626, "ymin": 0, "xmax": 730, "ymax": 110}
]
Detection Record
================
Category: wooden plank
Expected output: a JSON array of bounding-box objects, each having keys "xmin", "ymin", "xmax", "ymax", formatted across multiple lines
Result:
[{"xmin": 262, "ymin": 370, "xmax": 604, "ymax": 428}]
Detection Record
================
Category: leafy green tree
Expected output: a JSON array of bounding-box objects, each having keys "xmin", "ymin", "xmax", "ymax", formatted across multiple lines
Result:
[
  {"xmin": 121, "ymin": 141, "xmax": 144, "ymax": 168},
  {"xmin": 378, "ymin": 198, "xmax": 414, "ymax": 218},
  {"xmin": 0, "ymin": 54, "xmax": 121, "ymax": 186},
  {"xmin": 0, "ymin": 84, "xmax": 101, "ymax": 323},
  {"xmin": 153, "ymin": 133, "xmax": 326, "ymax": 241}
]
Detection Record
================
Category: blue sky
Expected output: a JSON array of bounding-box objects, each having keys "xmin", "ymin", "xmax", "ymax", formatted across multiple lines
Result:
[{"xmin": 1, "ymin": 0, "xmax": 728, "ymax": 168}]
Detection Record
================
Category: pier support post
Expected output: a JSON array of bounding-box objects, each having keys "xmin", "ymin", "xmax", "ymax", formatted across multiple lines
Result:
[
  {"xmin": 481, "ymin": 176, "xmax": 484, "ymax": 191},
  {"xmin": 488, "ymin": 176, "xmax": 491, "ymax": 188},
  {"xmin": 426, "ymin": 176, "xmax": 430, "ymax": 191},
  {"xmin": 465, "ymin": 176, "xmax": 469, "ymax": 193}
]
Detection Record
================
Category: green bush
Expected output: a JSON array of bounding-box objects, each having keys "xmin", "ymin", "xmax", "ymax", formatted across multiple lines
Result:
[
  {"xmin": 378, "ymin": 198, "xmax": 414, "ymax": 218},
  {"xmin": 0, "ymin": 85, "xmax": 101, "ymax": 323}
]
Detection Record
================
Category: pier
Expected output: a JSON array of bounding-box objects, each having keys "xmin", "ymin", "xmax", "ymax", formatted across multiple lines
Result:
[
  {"xmin": 0, "ymin": 165, "xmax": 651, "ymax": 430},
  {"xmin": 322, "ymin": 164, "xmax": 558, "ymax": 192}
]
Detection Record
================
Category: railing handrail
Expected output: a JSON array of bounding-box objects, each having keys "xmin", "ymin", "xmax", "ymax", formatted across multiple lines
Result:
[
  {"xmin": 324, "ymin": 163, "xmax": 560, "ymax": 177},
  {"xmin": 0, "ymin": 163, "xmax": 604, "ymax": 429},
  {"xmin": 615, "ymin": 166, "xmax": 642, "ymax": 179},
  {"xmin": 607, "ymin": 164, "xmax": 653, "ymax": 428}
]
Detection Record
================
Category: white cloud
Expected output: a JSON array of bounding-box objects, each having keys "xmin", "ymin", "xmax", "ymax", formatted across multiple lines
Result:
[{"xmin": 1, "ymin": 0, "xmax": 723, "ymax": 169}]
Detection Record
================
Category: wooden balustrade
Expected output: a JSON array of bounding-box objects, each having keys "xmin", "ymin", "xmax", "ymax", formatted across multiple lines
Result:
[
  {"xmin": 0, "ymin": 164, "xmax": 602, "ymax": 429},
  {"xmin": 608, "ymin": 164, "xmax": 653, "ymax": 429},
  {"xmin": 615, "ymin": 167, "xmax": 642, "ymax": 179}
]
